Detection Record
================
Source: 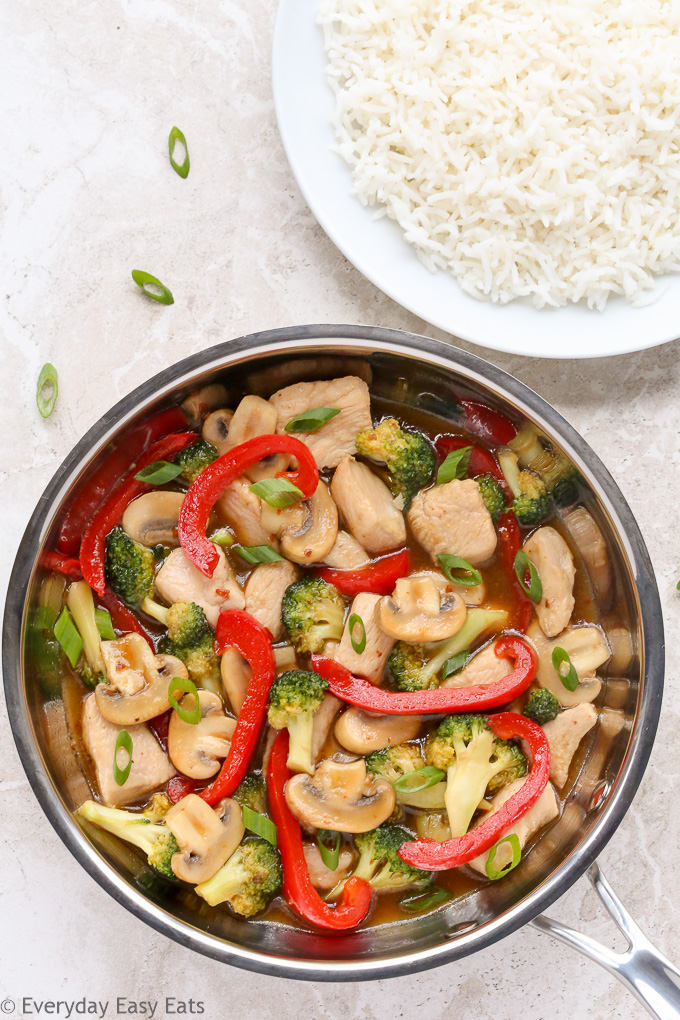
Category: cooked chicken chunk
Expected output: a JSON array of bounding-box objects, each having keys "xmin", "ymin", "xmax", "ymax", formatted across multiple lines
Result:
[
  {"xmin": 155, "ymin": 546, "xmax": 245, "ymax": 628},
  {"xmin": 82, "ymin": 695, "xmax": 174, "ymax": 808},
  {"xmin": 334, "ymin": 592, "xmax": 395, "ymax": 685},
  {"xmin": 220, "ymin": 647, "xmax": 251, "ymax": 715},
  {"xmin": 441, "ymin": 641, "xmax": 512, "ymax": 689},
  {"xmin": 216, "ymin": 475, "xmax": 275, "ymax": 547},
  {"xmin": 524, "ymin": 527, "xmax": 575, "ymax": 638},
  {"xmin": 311, "ymin": 693, "xmax": 344, "ymax": 763},
  {"xmin": 407, "ymin": 479, "xmax": 497, "ymax": 567},
  {"xmin": 303, "ymin": 842, "xmax": 354, "ymax": 891},
  {"xmin": 527, "ymin": 620, "xmax": 609, "ymax": 707},
  {"xmin": 323, "ymin": 531, "xmax": 370, "ymax": 569},
  {"xmin": 244, "ymin": 560, "xmax": 300, "ymax": 641},
  {"xmin": 335, "ymin": 707, "xmax": 421, "ymax": 753},
  {"xmin": 270, "ymin": 376, "xmax": 372, "ymax": 469},
  {"xmin": 468, "ymin": 778, "xmax": 560, "ymax": 875},
  {"xmin": 331, "ymin": 458, "xmax": 406, "ymax": 554},
  {"xmin": 543, "ymin": 704, "xmax": 598, "ymax": 788}
]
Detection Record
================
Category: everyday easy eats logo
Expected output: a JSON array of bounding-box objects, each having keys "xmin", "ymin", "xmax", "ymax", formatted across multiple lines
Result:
[{"xmin": 0, "ymin": 1000, "xmax": 205, "ymax": 1018}]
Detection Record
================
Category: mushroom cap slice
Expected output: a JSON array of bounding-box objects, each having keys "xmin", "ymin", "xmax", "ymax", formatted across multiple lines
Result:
[
  {"xmin": 96, "ymin": 633, "xmax": 180, "ymax": 725},
  {"xmin": 527, "ymin": 620, "xmax": 609, "ymax": 707},
  {"xmin": 168, "ymin": 690, "xmax": 237, "ymax": 780},
  {"xmin": 279, "ymin": 480, "xmax": 339, "ymax": 565},
  {"xmin": 379, "ymin": 575, "xmax": 466, "ymax": 642},
  {"xmin": 202, "ymin": 408, "xmax": 234, "ymax": 453},
  {"xmin": 334, "ymin": 707, "xmax": 422, "ymax": 754},
  {"xmin": 220, "ymin": 645, "xmax": 252, "ymax": 715},
  {"xmin": 285, "ymin": 755, "xmax": 395, "ymax": 833},
  {"xmin": 165, "ymin": 794, "xmax": 245, "ymax": 884},
  {"xmin": 225, "ymin": 395, "xmax": 289, "ymax": 482},
  {"xmin": 121, "ymin": 491, "xmax": 185, "ymax": 548}
]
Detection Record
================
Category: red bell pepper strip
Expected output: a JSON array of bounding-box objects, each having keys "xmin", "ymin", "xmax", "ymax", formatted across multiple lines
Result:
[
  {"xmin": 80, "ymin": 431, "xmax": 197, "ymax": 596},
  {"xmin": 459, "ymin": 399, "xmax": 517, "ymax": 447},
  {"xmin": 41, "ymin": 551, "xmax": 84, "ymax": 579},
  {"xmin": 311, "ymin": 635, "xmax": 537, "ymax": 714},
  {"xmin": 315, "ymin": 548, "xmax": 410, "ymax": 596},
  {"xmin": 497, "ymin": 511, "xmax": 533, "ymax": 633},
  {"xmin": 98, "ymin": 586, "xmax": 155, "ymax": 650},
  {"xmin": 268, "ymin": 730, "xmax": 373, "ymax": 931},
  {"xmin": 199, "ymin": 610, "xmax": 276, "ymax": 806},
  {"xmin": 178, "ymin": 434, "xmax": 319, "ymax": 578},
  {"xmin": 57, "ymin": 407, "xmax": 188, "ymax": 556},
  {"xmin": 149, "ymin": 709, "xmax": 172, "ymax": 751},
  {"xmin": 435, "ymin": 435, "xmax": 508, "ymax": 491},
  {"xmin": 167, "ymin": 775, "xmax": 198, "ymax": 803},
  {"xmin": 398, "ymin": 712, "xmax": 550, "ymax": 871}
]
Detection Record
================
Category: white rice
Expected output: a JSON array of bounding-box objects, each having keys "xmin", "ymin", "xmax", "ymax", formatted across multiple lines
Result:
[{"xmin": 318, "ymin": 0, "xmax": 680, "ymax": 310}]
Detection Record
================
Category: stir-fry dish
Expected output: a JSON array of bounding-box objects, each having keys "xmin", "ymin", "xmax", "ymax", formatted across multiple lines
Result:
[{"xmin": 37, "ymin": 374, "xmax": 617, "ymax": 931}]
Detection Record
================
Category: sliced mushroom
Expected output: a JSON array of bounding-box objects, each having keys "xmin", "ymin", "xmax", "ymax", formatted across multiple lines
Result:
[
  {"xmin": 220, "ymin": 646, "xmax": 252, "ymax": 715},
  {"xmin": 165, "ymin": 794, "xmax": 245, "ymax": 884},
  {"xmin": 202, "ymin": 408, "xmax": 234, "ymax": 453},
  {"xmin": 278, "ymin": 480, "xmax": 339, "ymax": 565},
  {"xmin": 225, "ymin": 395, "xmax": 289, "ymax": 482},
  {"xmin": 182, "ymin": 384, "xmax": 229, "ymax": 424},
  {"xmin": 527, "ymin": 620, "xmax": 610, "ymax": 707},
  {"xmin": 335, "ymin": 707, "xmax": 422, "ymax": 754},
  {"xmin": 303, "ymin": 842, "xmax": 354, "ymax": 891},
  {"xmin": 122, "ymin": 491, "xmax": 185, "ymax": 548},
  {"xmin": 285, "ymin": 755, "xmax": 395, "ymax": 833},
  {"xmin": 96, "ymin": 634, "xmax": 184, "ymax": 724},
  {"xmin": 415, "ymin": 811, "xmax": 451, "ymax": 842},
  {"xmin": 563, "ymin": 506, "xmax": 612, "ymax": 609},
  {"xmin": 168, "ymin": 690, "xmax": 237, "ymax": 780},
  {"xmin": 379, "ymin": 574, "xmax": 466, "ymax": 642},
  {"xmin": 311, "ymin": 693, "xmax": 343, "ymax": 762}
]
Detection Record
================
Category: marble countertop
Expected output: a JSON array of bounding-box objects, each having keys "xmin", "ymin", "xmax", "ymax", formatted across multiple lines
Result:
[{"xmin": 2, "ymin": 1, "xmax": 679, "ymax": 1018}]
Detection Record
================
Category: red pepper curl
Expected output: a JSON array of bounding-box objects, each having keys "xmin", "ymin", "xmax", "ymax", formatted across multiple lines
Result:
[
  {"xmin": 497, "ymin": 511, "xmax": 533, "ymax": 633},
  {"xmin": 435, "ymin": 434, "xmax": 508, "ymax": 491},
  {"xmin": 459, "ymin": 399, "xmax": 517, "ymax": 447},
  {"xmin": 315, "ymin": 548, "xmax": 410, "ymax": 596}
]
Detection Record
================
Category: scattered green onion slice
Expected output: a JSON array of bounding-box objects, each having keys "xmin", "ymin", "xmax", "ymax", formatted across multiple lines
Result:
[
  {"xmin": 95, "ymin": 608, "xmax": 116, "ymax": 641},
  {"xmin": 485, "ymin": 833, "xmax": 522, "ymax": 880},
  {"xmin": 37, "ymin": 363, "xmax": 58, "ymax": 418},
  {"xmin": 242, "ymin": 805, "xmax": 278, "ymax": 847},
  {"xmin": 233, "ymin": 544, "xmax": 284, "ymax": 564},
  {"xmin": 134, "ymin": 460, "xmax": 184, "ymax": 484},
  {"xmin": 211, "ymin": 529, "xmax": 235, "ymax": 547},
  {"xmin": 284, "ymin": 407, "xmax": 341, "ymax": 433},
  {"xmin": 399, "ymin": 887, "xmax": 452, "ymax": 913},
  {"xmin": 168, "ymin": 677, "xmax": 201, "ymax": 725},
  {"xmin": 131, "ymin": 270, "xmax": 174, "ymax": 305},
  {"xmin": 437, "ymin": 446, "xmax": 472, "ymax": 484},
  {"xmin": 348, "ymin": 613, "xmax": 366, "ymax": 654},
  {"xmin": 442, "ymin": 651, "xmax": 471, "ymax": 680},
  {"xmin": 677, "ymin": 580, "xmax": 680, "ymax": 591},
  {"xmin": 514, "ymin": 551, "xmax": 542, "ymax": 603},
  {"xmin": 551, "ymin": 646, "xmax": 579, "ymax": 692},
  {"xmin": 34, "ymin": 605, "xmax": 58, "ymax": 631},
  {"xmin": 437, "ymin": 553, "xmax": 482, "ymax": 588},
  {"xmin": 316, "ymin": 828, "xmax": 341, "ymax": 870},
  {"xmin": 392, "ymin": 765, "xmax": 446, "ymax": 795},
  {"xmin": 113, "ymin": 729, "xmax": 133, "ymax": 787},
  {"xmin": 249, "ymin": 477, "xmax": 304, "ymax": 508},
  {"xmin": 168, "ymin": 126, "xmax": 190, "ymax": 179},
  {"xmin": 54, "ymin": 607, "xmax": 83, "ymax": 667}
]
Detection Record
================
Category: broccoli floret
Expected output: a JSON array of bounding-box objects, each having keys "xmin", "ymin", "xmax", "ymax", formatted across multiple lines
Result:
[
  {"xmin": 475, "ymin": 473, "xmax": 506, "ymax": 524},
  {"xmin": 498, "ymin": 450, "xmax": 551, "ymax": 527},
  {"xmin": 511, "ymin": 426, "xmax": 580, "ymax": 509},
  {"xmin": 426, "ymin": 714, "xmax": 527, "ymax": 837},
  {"xmin": 149, "ymin": 600, "xmax": 221, "ymax": 693},
  {"xmin": 65, "ymin": 580, "xmax": 106, "ymax": 688},
  {"xmin": 388, "ymin": 608, "xmax": 508, "ymax": 692},
  {"xmin": 356, "ymin": 417, "xmax": 435, "ymax": 509},
  {"xmin": 105, "ymin": 526, "xmax": 155, "ymax": 607},
  {"xmin": 523, "ymin": 688, "xmax": 561, "ymax": 725},
  {"xmin": 267, "ymin": 669, "xmax": 328, "ymax": 775},
  {"xmin": 76, "ymin": 800, "xmax": 179, "ymax": 879},
  {"xmin": 281, "ymin": 576, "xmax": 345, "ymax": 655},
  {"xmin": 366, "ymin": 744, "xmax": 424, "ymax": 783},
  {"xmin": 196, "ymin": 837, "xmax": 282, "ymax": 915},
  {"xmin": 234, "ymin": 774, "xmax": 267, "ymax": 815},
  {"xmin": 352, "ymin": 824, "xmax": 431, "ymax": 893},
  {"xmin": 175, "ymin": 438, "xmax": 218, "ymax": 484},
  {"xmin": 143, "ymin": 793, "xmax": 173, "ymax": 822}
]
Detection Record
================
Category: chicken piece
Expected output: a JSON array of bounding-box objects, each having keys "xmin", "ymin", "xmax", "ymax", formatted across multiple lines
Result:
[
  {"xmin": 244, "ymin": 560, "xmax": 301, "ymax": 641},
  {"xmin": 334, "ymin": 592, "xmax": 394, "ymax": 685},
  {"xmin": 303, "ymin": 842, "xmax": 354, "ymax": 891},
  {"xmin": 274, "ymin": 645, "xmax": 298, "ymax": 672},
  {"xmin": 468, "ymin": 778, "xmax": 560, "ymax": 875},
  {"xmin": 524, "ymin": 527, "xmax": 575, "ymax": 638},
  {"xmin": 407, "ymin": 479, "xmax": 497, "ymax": 567},
  {"xmin": 82, "ymin": 695, "xmax": 174, "ymax": 808},
  {"xmin": 543, "ymin": 704, "xmax": 598, "ymax": 788},
  {"xmin": 220, "ymin": 647, "xmax": 251, "ymax": 715},
  {"xmin": 311, "ymin": 693, "xmax": 344, "ymax": 763},
  {"xmin": 323, "ymin": 531, "xmax": 370, "ymax": 569},
  {"xmin": 527, "ymin": 620, "xmax": 609, "ymax": 707},
  {"xmin": 331, "ymin": 457, "xmax": 406, "ymax": 555},
  {"xmin": 441, "ymin": 641, "xmax": 512, "ymax": 689},
  {"xmin": 270, "ymin": 375, "xmax": 372, "ymax": 469},
  {"xmin": 155, "ymin": 546, "xmax": 245, "ymax": 628},
  {"xmin": 216, "ymin": 475, "xmax": 275, "ymax": 547}
]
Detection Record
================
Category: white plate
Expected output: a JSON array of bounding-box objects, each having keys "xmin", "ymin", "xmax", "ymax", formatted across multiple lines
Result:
[{"xmin": 272, "ymin": 0, "xmax": 680, "ymax": 359}]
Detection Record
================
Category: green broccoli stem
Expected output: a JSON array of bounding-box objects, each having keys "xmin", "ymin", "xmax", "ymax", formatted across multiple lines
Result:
[
  {"xmin": 196, "ymin": 857, "xmax": 250, "ymax": 907},
  {"xmin": 497, "ymin": 448, "xmax": 522, "ymax": 498},
  {"xmin": 424, "ymin": 608, "xmax": 508, "ymax": 681},
  {"xmin": 443, "ymin": 730, "xmax": 510, "ymax": 837},
  {"xmin": 285, "ymin": 712, "xmax": 316, "ymax": 775},
  {"xmin": 66, "ymin": 580, "xmax": 105, "ymax": 675},
  {"xmin": 141, "ymin": 596, "xmax": 169, "ymax": 626},
  {"xmin": 76, "ymin": 800, "xmax": 161, "ymax": 856}
]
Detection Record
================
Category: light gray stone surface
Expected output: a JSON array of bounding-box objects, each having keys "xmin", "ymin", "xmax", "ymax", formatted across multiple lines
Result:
[{"xmin": 1, "ymin": 1, "xmax": 679, "ymax": 1018}]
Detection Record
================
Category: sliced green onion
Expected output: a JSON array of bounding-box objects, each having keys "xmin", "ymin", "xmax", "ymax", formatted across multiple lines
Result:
[
  {"xmin": 485, "ymin": 833, "xmax": 522, "ymax": 880},
  {"xmin": 94, "ymin": 608, "xmax": 116, "ymax": 640},
  {"xmin": 316, "ymin": 828, "xmax": 341, "ymax": 870},
  {"xmin": 211, "ymin": 529, "xmax": 235, "ymax": 547},
  {"xmin": 284, "ymin": 407, "xmax": 341, "ymax": 433},
  {"xmin": 392, "ymin": 765, "xmax": 446, "ymax": 795},
  {"xmin": 54, "ymin": 607, "xmax": 83, "ymax": 667},
  {"xmin": 437, "ymin": 446, "xmax": 472, "ymax": 484},
  {"xmin": 242, "ymin": 805, "xmax": 278, "ymax": 846},
  {"xmin": 168, "ymin": 677, "xmax": 201, "ymax": 725},
  {"xmin": 249, "ymin": 477, "xmax": 304, "ymax": 508},
  {"xmin": 34, "ymin": 605, "xmax": 58, "ymax": 631},
  {"xmin": 37, "ymin": 363, "xmax": 58, "ymax": 418},
  {"xmin": 113, "ymin": 729, "xmax": 133, "ymax": 787},
  {"xmin": 168, "ymin": 126, "xmax": 190, "ymax": 179},
  {"xmin": 551, "ymin": 646, "xmax": 579, "ymax": 692},
  {"xmin": 514, "ymin": 551, "xmax": 542, "ymax": 603},
  {"xmin": 437, "ymin": 553, "xmax": 482, "ymax": 588},
  {"xmin": 677, "ymin": 580, "xmax": 680, "ymax": 591},
  {"xmin": 399, "ymin": 887, "xmax": 452, "ymax": 913},
  {"xmin": 134, "ymin": 460, "xmax": 184, "ymax": 484},
  {"xmin": 442, "ymin": 651, "xmax": 471, "ymax": 680},
  {"xmin": 131, "ymin": 270, "xmax": 174, "ymax": 305},
  {"xmin": 348, "ymin": 613, "xmax": 366, "ymax": 654},
  {"xmin": 233, "ymin": 544, "xmax": 284, "ymax": 564}
]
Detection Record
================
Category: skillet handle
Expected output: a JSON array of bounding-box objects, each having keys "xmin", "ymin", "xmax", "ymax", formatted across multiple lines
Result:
[{"xmin": 531, "ymin": 862, "xmax": 680, "ymax": 1020}]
